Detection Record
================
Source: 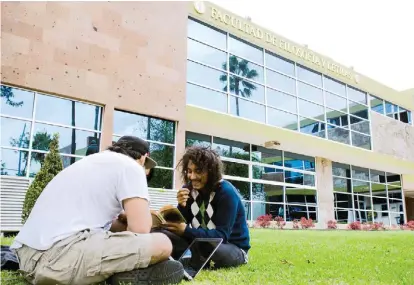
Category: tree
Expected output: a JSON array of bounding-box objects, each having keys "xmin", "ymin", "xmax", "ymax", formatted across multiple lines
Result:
[
  {"xmin": 21, "ymin": 133, "xmax": 63, "ymax": 223},
  {"xmin": 1, "ymin": 162, "xmax": 8, "ymax": 175},
  {"xmin": 1, "ymin": 85, "xmax": 23, "ymax": 107},
  {"xmin": 220, "ymin": 55, "xmax": 259, "ymax": 116}
]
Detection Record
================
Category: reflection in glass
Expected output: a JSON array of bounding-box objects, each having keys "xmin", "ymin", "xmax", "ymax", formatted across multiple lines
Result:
[
  {"xmin": 227, "ymin": 179, "xmax": 250, "ymax": 201},
  {"xmin": 325, "ymin": 91, "xmax": 348, "ymax": 113},
  {"xmin": 385, "ymin": 102, "xmax": 399, "ymax": 120},
  {"xmin": 185, "ymin": 132, "xmax": 211, "ymax": 148},
  {"xmin": 229, "ymin": 54, "xmax": 264, "ymax": 83},
  {"xmin": 333, "ymin": 177, "xmax": 352, "ymax": 193},
  {"xmin": 148, "ymin": 168, "xmax": 174, "ymax": 190},
  {"xmin": 347, "ymin": 86, "xmax": 367, "ymax": 105},
  {"xmin": 369, "ymin": 95, "xmax": 384, "ymax": 115},
  {"xmin": 230, "ymin": 96, "xmax": 265, "ymax": 123},
  {"xmin": 228, "ymin": 77, "xmax": 264, "ymax": 103},
  {"xmin": 352, "ymin": 166, "xmax": 370, "ymax": 181},
  {"xmin": 229, "ymin": 35, "xmax": 263, "ymax": 64},
  {"xmin": 326, "ymin": 108, "xmax": 348, "ymax": 128},
  {"xmin": 285, "ymin": 188, "xmax": 317, "ymax": 204},
  {"xmin": 1, "ymin": 118, "xmax": 31, "ymax": 149},
  {"xmin": 252, "ymin": 202, "xmax": 284, "ymax": 220},
  {"xmin": 265, "ymin": 51, "xmax": 295, "ymax": 76},
  {"xmin": 372, "ymin": 197, "xmax": 388, "ymax": 212},
  {"xmin": 297, "ymin": 65, "xmax": 322, "ymax": 87},
  {"xmin": 348, "ymin": 101, "xmax": 368, "ymax": 119},
  {"xmin": 242, "ymin": 201, "xmax": 252, "ymax": 220},
  {"xmin": 349, "ymin": 116, "xmax": 370, "ymax": 135},
  {"xmin": 188, "ymin": 18, "xmax": 226, "ymax": 50},
  {"xmin": 388, "ymin": 187, "xmax": 403, "ymax": 200},
  {"xmin": 149, "ymin": 142, "xmax": 174, "ymax": 168},
  {"xmin": 266, "ymin": 69, "xmax": 296, "ymax": 94},
  {"xmin": 0, "ymin": 148, "xmax": 29, "ymax": 176},
  {"xmin": 33, "ymin": 123, "xmax": 99, "ymax": 156},
  {"xmin": 187, "ymin": 83, "xmax": 227, "ymax": 113},
  {"xmin": 187, "ymin": 61, "xmax": 227, "ymax": 91},
  {"xmin": 297, "ymin": 82, "xmax": 323, "ymax": 104},
  {"xmin": 327, "ymin": 125, "xmax": 350, "ymax": 144},
  {"xmin": 36, "ymin": 94, "xmax": 102, "ymax": 131},
  {"xmin": 253, "ymin": 165, "xmax": 283, "ymax": 183},
  {"xmin": 251, "ymin": 146, "xmax": 283, "ymax": 166},
  {"xmin": 324, "ymin": 76, "xmax": 346, "ymax": 97},
  {"xmin": 266, "ymin": 88, "xmax": 297, "ymax": 113},
  {"xmin": 29, "ymin": 152, "xmax": 80, "ymax": 177},
  {"xmin": 386, "ymin": 173, "xmax": 401, "ymax": 185},
  {"xmin": 334, "ymin": 193, "xmax": 353, "ymax": 209},
  {"xmin": 213, "ymin": 137, "xmax": 250, "ymax": 160},
  {"xmin": 399, "ymin": 108, "xmax": 412, "ymax": 124},
  {"xmin": 352, "ymin": 180, "xmax": 370, "ymax": 195},
  {"xmin": 187, "ymin": 38, "xmax": 227, "ymax": 70},
  {"xmin": 332, "ymin": 162, "xmax": 350, "ymax": 178},
  {"xmin": 286, "ymin": 205, "xmax": 317, "ymax": 221},
  {"xmin": 351, "ymin": 132, "xmax": 371, "ymax": 150},
  {"xmin": 284, "ymin": 171, "xmax": 315, "ymax": 186},
  {"xmin": 354, "ymin": 195, "xmax": 372, "ymax": 210},
  {"xmin": 252, "ymin": 183, "xmax": 283, "ymax": 203},
  {"xmin": 299, "ymin": 117, "xmax": 325, "ymax": 138},
  {"xmin": 223, "ymin": 160, "xmax": 249, "ymax": 178},
  {"xmin": 370, "ymin": 170, "xmax": 386, "ymax": 183},
  {"xmin": 284, "ymin": 152, "xmax": 315, "ymax": 171},
  {"xmin": 298, "ymin": 99, "xmax": 324, "ymax": 121},
  {"xmin": 335, "ymin": 209, "xmax": 355, "ymax": 224},
  {"xmin": 390, "ymin": 212, "xmax": 405, "ymax": 226},
  {"xmin": 371, "ymin": 183, "xmax": 387, "ymax": 197},
  {"xmin": 355, "ymin": 210, "xmax": 371, "ymax": 223},
  {"xmin": 1, "ymin": 86, "xmax": 34, "ymax": 119},
  {"xmin": 267, "ymin": 107, "xmax": 297, "ymax": 131}
]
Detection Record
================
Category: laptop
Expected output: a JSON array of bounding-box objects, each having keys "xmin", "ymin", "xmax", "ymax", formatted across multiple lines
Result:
[{"xmin": 170, "ymin": 238, "xmax": 223, "ymax": 281}]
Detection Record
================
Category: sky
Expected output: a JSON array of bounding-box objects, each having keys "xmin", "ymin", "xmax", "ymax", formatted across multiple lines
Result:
[{"xmin": 210, "ymin": 0, "xmax": 413, "ymax": 92}]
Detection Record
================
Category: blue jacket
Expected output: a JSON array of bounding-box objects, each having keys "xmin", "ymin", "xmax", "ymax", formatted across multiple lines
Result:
[{"xmin": 177, "ymin": 180, "xmax": 251, "ymax": 252}]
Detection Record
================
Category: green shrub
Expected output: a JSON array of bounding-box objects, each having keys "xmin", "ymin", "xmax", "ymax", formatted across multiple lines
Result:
[{"xmin": 21, "ymin": 133, "xmax": 63, "ymax": 223}]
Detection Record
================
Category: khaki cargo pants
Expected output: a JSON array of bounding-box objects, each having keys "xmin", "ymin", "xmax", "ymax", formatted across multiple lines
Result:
[{"xmin": 15, "ymin": 230, "xmax": 153, "ymax": 285}]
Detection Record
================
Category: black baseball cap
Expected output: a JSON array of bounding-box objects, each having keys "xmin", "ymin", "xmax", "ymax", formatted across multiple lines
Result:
[{"xmin": 116, "ymin": 135, "xmax": 157, "ymax": 169}]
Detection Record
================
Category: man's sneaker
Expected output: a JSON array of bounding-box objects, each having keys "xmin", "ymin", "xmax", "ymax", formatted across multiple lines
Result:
[{"xmin": 110, "ymin": 260, "xmax": 184, "ymax": 285}]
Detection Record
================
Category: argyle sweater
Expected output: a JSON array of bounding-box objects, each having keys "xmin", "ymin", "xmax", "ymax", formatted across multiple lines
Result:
[{"xmin": 177, "ymin": 180, "xmax": 251, "ymax": 252}]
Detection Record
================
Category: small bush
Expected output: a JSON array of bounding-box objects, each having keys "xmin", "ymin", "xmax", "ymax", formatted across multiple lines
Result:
[
  {"xmin": 274, "ymin": 216, "xmax": 286, "ymax": 230},
  {"xmin": 300, "ymin": 217, "xmax": 315, "ymax": 229},
  {"xmin": 348, "ymin": 221, "xmax": 362, "ymax": 230},
  {"xmin": 255, "ymin": 214, "xmax": 273, "ymax": 228},
  {"xmin": 292, "ymin": 219, "xmax": 300, "ymax": 229},
  {"xmin": 327, "ymin": 220, "xmax": 337, "ymax": 229},
  {"xmin": 401, "ymin": 220, "xmax": 414, "ymax": 231},
  {"xmin": 371, "ymin": 222, "xmax": 386, "ymax": 231}
]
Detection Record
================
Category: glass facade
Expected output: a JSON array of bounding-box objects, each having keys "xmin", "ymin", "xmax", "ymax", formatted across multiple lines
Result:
[
  {"xmin": 369, "ymin": 95, "xmax": 412, "ymax": 125},
  {"xmin": 332, "ymin": 162, "xmax": 405, "ymax": 226},
  {"xmin": 186, "ymin": 132, "xmax": 318, "ymax": 222},
  {"xmin": 187, "ymin": 18, "xmax": 373, "ymax": 150},
  {"xmin": 112, "ymin": 110, "xmax": 176, "ymax": 190},
  {"xmin": 1, "ymin": 85, "xmax": 103, "ymax": 177}
]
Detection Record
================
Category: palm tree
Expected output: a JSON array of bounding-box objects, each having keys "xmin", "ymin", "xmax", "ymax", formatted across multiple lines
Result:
[
  {"xmin": 219, "ymin": 55, "xmax": 259, "ymax": 116},
  {"xmin": 1, "ymin": 85, "xmax": 23, "ymax": 107}
]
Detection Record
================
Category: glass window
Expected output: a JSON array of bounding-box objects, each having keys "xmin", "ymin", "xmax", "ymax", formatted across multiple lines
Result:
[
  {"xmin": 266, "ymin": 69, "xmax": 296, "ymax": 95},
  {"xmin": 33, "ymin": 123, "xmax": 100, "ymax": 156},
  {"xmin": 284, "ymin": 152, "xmax": 315, "ymax": 171},
  {"xmin": 335, "ymin": 209, "xmax": 354, "ymax": 224},
  {"xmin": 324, "ymin": 76, "xmax": 346, "ymax": 97},
  {"xmin": 228, "ymin": 180, "xmax": 251, "ymax": 201},
  {"xmin": 223, "ymin": 160, "xmax": 249, "ymax": 178},
  {"xmin": 333, "ymin": 177, "xmax": 352, "ymax": 193},
  {"xmin": 332, "ymin": 162, "xmax": 350, "ymax": 178},
  {"xmin": 369, "ymin": 95, "xmax": 384, "ymax": 115},
  {"xmin": 385, "ymin": 102, "xmax": 399, "ymax": 120},
  {"xmin": 347, "ymin": 86, "xmax": 367, "ymax": 105},
  {"xmin": 253, "ymin": 165, "xmax": 284, "ymax": 183},
  {"xmin": 228, "ymin": 55, "xmax": 264, "ymax": 83},
  {"xmin": 325, "ymin": 91, "xmax": 348, "ymax": 113},
  {"xmin": 299, "ymin": 117, "xmax": 325, "ymax": 138},
  {"xmin": 213, "ymin": 137, "xmax": 250, "ymax": 160},
  {"xmin": 349, "ymin": 101, "xmax": 368, "ymax": 119},
  {"xmin": 252, "ymin": 183, "xmax": 284, "ymax": 203},
  {"xmin": 284, "ymin": 171, "xmax": 315, "ymax": 186},
  {"xmin": 29, "ymin": 152, "xmax": 80, "ymax": 177},
  {"xmin": 334, "ymin": 192, "xmax": 353, "ymax": 208},
  {"xmin": 1, "ymin": 86, "xmax": 34, "ymax": 119},
  {"xmin": 388, "ymin": 187, "xmax": 403, "ymax": 200},
  {"xmin": 187, "ymin": 61, "xmax": 227, "ymax": 91},
  {"xmin": 326, "ymin": 108, "xmax": 348, "ymax": 128},
  {"xmin": 371, "ymin": 183, "xmax": 387, "ymax": 198},
  {"xmin": 251, "ymin": 146, "xmax": 283, "ymax": 166},
  {"xmin": 35, "ymin": 94, "xmax": 102, "ymax": 131},
  {"xmin": 228, "ymin": 76, "xmax": 265, "ymax": 103},
  {"xmin": 1, "ymin": 117, "xmax": 31, "ymax": 149},
  {"xmin": 0, "ymin": 148, "xmax": 29, "ymax": 177},
  {"xmin": 352, "ymin": 166, "xmax": 369, "ymax": 181},
  {"xmin": 252, "ymin": 202, "xmax": 284, "ymax": 220},
  {"xmin": 285, "ymin": 188, "xmax": 317, "ymax": 204},
  {"xmin": 351, "ymin": 132, "xmax": 371, "ymax": 150},
  {"xmin": 266, "ymin": 88, "xmax": 297, "ymax": 113},
  {"xmin": 286, "ymin": 205, "xmax": 317, "ymax": 222},
  {"xmin": 148, "ymin": 142, "xmax": 174, "ymax": 168},
  {"xmin": 187, "ymin": 38, "xmax": 227, "ymax": 70},
  {"xmin": 298, "ymin": 99, "xmax": 324, "ymax": 121},
  {"xmin": 265, "ymin": 52, "xmax": 295, "ymax": 76},
  {"xmin": 370, "ymin": 169, "xmax": 386, "ymax": 183},
  {"xmin": 349, "ymin": 116, "xmax": 370, "ymax": 135},
  {"xmin": 386, "ymin": 173, "xmax": 401, "ymax": 184},
  {"xmin": 188, "ymin": 18, "xmax": 226, "ymax": 50},
  {"xmin": 229, "ymin": 35, "xmax": 263, "ymax": 64},
  {"xmin": 185, "ymin": 132, "xmax": 211, "ymax": 148},
  {"xmin": 297, "ymin": 65, "xmax": 322, "ymax": 87},
  {"xmin": 187, "ymin": 83, "xmax": 228, "ymax": 113},
  {"xmin": 113, "ymin": 110, "xmax": 175, "ymax": 144},
  {"xmin": 352, "ymin": 180, "xmax": 370, "ymax": 195},
  {"xmin": 230, "ymin": 96, "xmax": 265, "ymax": 123},
  {"xmin": 297, "ymin": 82, "xmax": 323, "ymax": 104},
  {"xmin": 327, "ymin": 125, "xmax": 350, "ymax": 145},
  {"xmin": 399, "ymin": 108, "xmax": 412, "ymax": 124},
  {"xmin": 267, "ymin": 107, "xmax": 298, "ymax": 131},
  {"xmin": 148, "ymin": 168, "xmax": 174, "ymax": 190}
]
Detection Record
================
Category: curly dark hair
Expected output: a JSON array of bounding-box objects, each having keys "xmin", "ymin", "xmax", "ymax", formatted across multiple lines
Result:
[
  {"xmin": 107, "ymin": 140, "xmax": 142, "ymax": 160},
  {"xmin": 177, "ymin": 146, "xmax": 223, "ymax": 190}
]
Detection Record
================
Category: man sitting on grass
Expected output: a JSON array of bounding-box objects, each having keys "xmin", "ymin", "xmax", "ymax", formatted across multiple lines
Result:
[
  {"xmin": 157, "ymin": 146, "xmax": 251, "ymax": 269},
  {"xmin": 11, "ymin": 136, "xmax": 184, "ymax": 285}
]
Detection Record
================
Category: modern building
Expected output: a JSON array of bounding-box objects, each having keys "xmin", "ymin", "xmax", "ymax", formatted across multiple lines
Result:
[{"xmin": 1, "ymin": 1, "xmax": 413, "ymax": 232}]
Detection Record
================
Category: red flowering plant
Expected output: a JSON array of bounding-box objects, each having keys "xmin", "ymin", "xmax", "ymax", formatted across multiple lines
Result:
[
  {"xmin": 300, "ymin": 217, "xmax": 315, "ymax": 229},
  {"xmin": 327, "ymin": 220, "xmax": 337, "ymax": 229},
  {"xmin": 348, "ymin": 221, "xmax": 362, "ymax": 230},
  {"xmin": 401, "ymin": 220, "xmax": 414, "ymax": 231},
  {"xmin": 274, "ymin": 216, "xmax": 286, "ymax": 230},
  {"xmin": 255, "ymin": 214, "xmax": 272, "ymax": 228},
  {"xmin": 292, "ymin": 219, "xmax": 300, "ymax": 229}
]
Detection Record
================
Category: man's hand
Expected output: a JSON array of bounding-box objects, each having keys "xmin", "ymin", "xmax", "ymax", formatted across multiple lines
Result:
[
  {"xmin": 177, "ymin": 188, "xmax": 190, "ymax": 207},
  {"xmin": 163, "ymin": 222, "xmax": 187, "ymax": 236}
]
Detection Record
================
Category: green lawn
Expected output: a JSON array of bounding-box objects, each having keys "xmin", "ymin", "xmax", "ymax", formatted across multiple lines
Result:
[{"xmin": 2, "ymin": 229, "xmax": 414, "ymax": 285}]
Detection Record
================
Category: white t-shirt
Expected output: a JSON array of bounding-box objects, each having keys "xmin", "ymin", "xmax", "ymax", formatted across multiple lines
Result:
[{"xmin": 11, "ymin": 150, "xmax": 149, "ymax": 251}]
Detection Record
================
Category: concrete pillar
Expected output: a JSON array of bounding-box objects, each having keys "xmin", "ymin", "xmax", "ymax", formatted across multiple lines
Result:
[
  {"xmin": 100, "ymin": 103, "xmax": 115, "ymax": 150},
  {"xmin": 402, "ymin": 174, "xmax": 414, "ymax": 222},
  {"xmin": 315, "ymin": 157, "xmax": 335, "ymax": 228}
]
